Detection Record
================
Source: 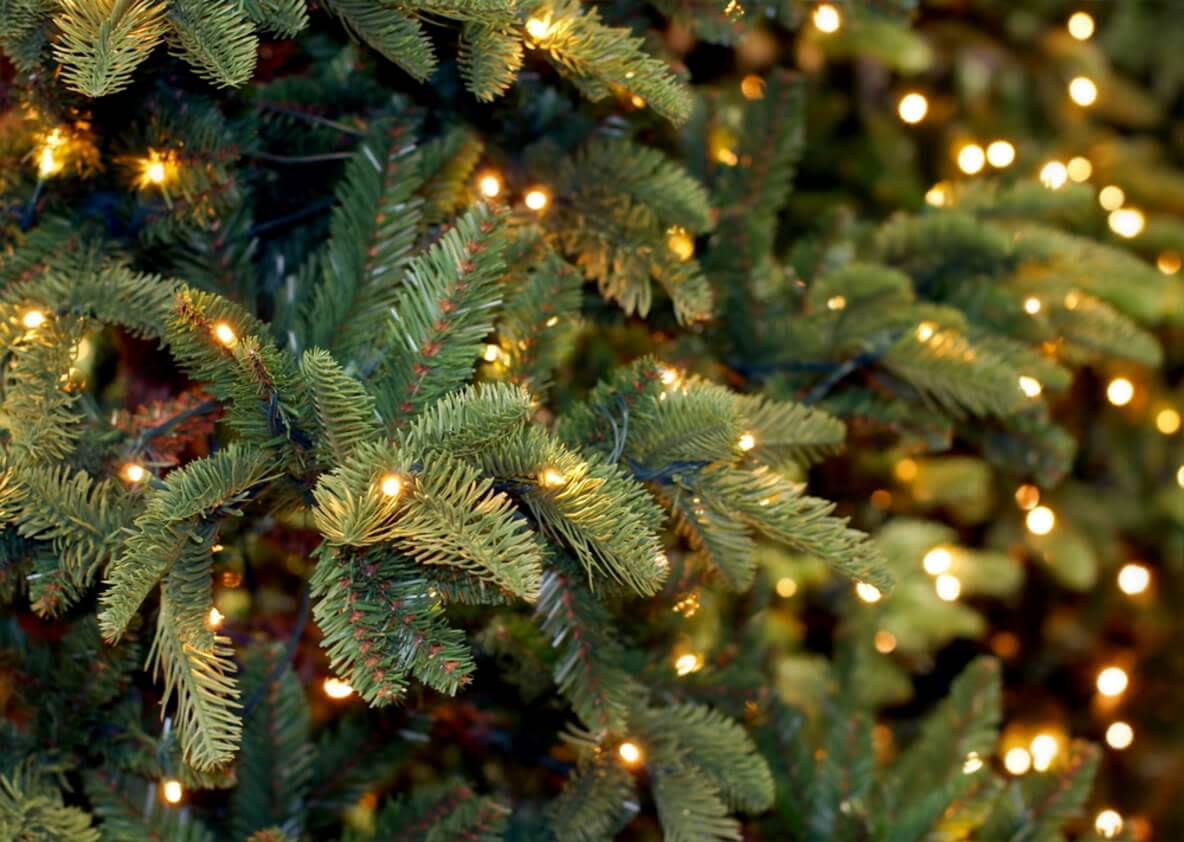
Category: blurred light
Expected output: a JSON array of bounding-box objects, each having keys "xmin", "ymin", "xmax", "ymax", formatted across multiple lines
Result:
[
  {"xmin": 741, "ymin": 75, "xmax": 766, "ymax": 100},
  {"xmin": 962, "ymin": 752, "xmax": 984, "ymax": 774},
  {"xmin": 894, "ymin": 458, "xmax": 918, "ymax": 482},
  {"xmin": 22, "ymin": 309, "xmax": 46, "ymax": 329},
  {"xmin": 898, "ymin": 92, "xmax": 929, "ymax": 124},
  {"xmin": 659, "ymin": 367, "xmax": 679, "ymax": 386},
  {"xmin": 925, "ymin": 182, "xmax": 950, "ymax": 207},
  {"xmin": 1107, "ymin": 377, "xmax": 1135, "ymax": 406},
  {"xmin": 1069, "ymin": 76, "xmax": 1098, "ymax": 106},
  {"xmin": 775, "ymin": 577, "xmax": 798, "ymax": 598},
  {"xmin": 213, "ymin": 322, "xmax": 237, "ymax": 347},
  {"xmin": 630, "ymin": 94, "xmax": 646, "ymax": 108},
  {"xmin": 1024, "ymin": 297, "xmax": 1042, "ymax": 315},
  {"xmin": 667, "ymin": 226, "xmax": 695, "ymax": 261},
  {"xmin": 1109, "ymin": 208, "xmax": 1145, "ymax": 238},
  {"xmin": 1031, "ymin": 733, "xmax": 1059, "ymax": 771},
  {"xmin": 540, "ymin": 468, "xmax": 567, "ymax": 488},
  {"xmin": 738, "ymin": 433, "xmax": 756, "ymax": 451},
  {"xmin": 923, "ymin": 547, "xmax": 952, "ymax": 575},
  {"xmin": 812, "ymin": 3, "xmax": 841, "ymax": 33},
  {"xmin": 1015, "ymin": 484, "xmax": 1040, "ymax": 510},
  {"xmin": 916, "ymin": 321, "xmax": 936, "ymax": 342},
  {"xmin": 525, "ymin": 189, "xmax": 549, "ymax": 211},
  {"xmin": 478, "ymin": 174, "xmax": 501, "ymax": 198},
  {"xmin": 826, "ymin": 295, "xmax": 847, "ymax": 311},
  {"xmin": 618, "ymin": 741, "xmax": 643, "ymax": 766},
  {"xmin": 323, "ymin": 677, "xmax": 354, "ymax": 699},
  {"xmin": 1106, "ymin": 721, "xmax": 1134, "ymax": 750},
  {"xmin": 1156, "ymin": 408, "xmax": 1181, "ymax": 434},
  {"xmin": 1098, "ymin": 185, "xmax": 1125, "ymax": 211},
  {"xmin": 525, "ymin": 17, "xmax": 551, "ymax": 38},
  {"xmin": 1026, "ymin": 506, "xmax": 1055, "ymax": 535},
  {"xmin": 1067, "ymin": 156, "xmax": 1092, "ymax": 182},
  {"xmin": 716, "ymin": 147, "xmax": 739, "ymax": 166},
  {"xmin": 1117, "ymin": 563, "xmax": 1150, "ymax": 595},
  {"xmin": 1095, "ymin": 810, "xmax": 1123, "ymax": 839},
  {"xmin": 161, "ymin": 779, "xmax": 183, "ymax": 804},
  {"xmin": 870, "ymin": 489, "xmax": 893, "ymax": 509},
  {"xmin": 1157, "ymin": 250, "xmax": 1182, "ymax": 275},
  {"xmin": 1019, "ymin": 376, "xmax": 1043, "ymax": 398},
  {"xmin": 123, "ymin": 463, "xmax": 146, "ymax": 483},
  {"xmin": 874, "ymin": 630, "xmax": 897, "ymax": 653},
  {"xmin": 207, "ymin": 607, "xmax": 224, "ymax": 628},
  {"xmin": 991, "ymin": 631, "xmax": 1021, "ymax": 658},
  {"xmin": 544, "ymin": 315, "xmax": 560, "ymax": 327},
  {"xmin": 1096, "ymin": 666, "xmax": 1129, "ymax": 697},
  {"xmin": 674, "ymin": 653, "xmax": 703, "ymax": 676},
  {"xmin": 1040, "ymin": 160, "xmax": 1068, "ymax": 189},
  {"xmin": 483, "ymin": 344, "xmax": 502, "ymax": 363},
  {"xmin": 1068, "ymin": 11, "xmax": 1095, "ymax": 40},
  {"xmin": 986, "ymin": 140, "xmax": 1015, "ymax": 168},
  {"xmin": 380, "ymin": 474, "xmax": 403, "ymax": 497},
  {"xmin": 1004, "ymin": 747, "xmax": 1032, "ymax": 775},
  {"xmin": 1178, "ymin": 465, "xmax": 1184, "ymax": 488},
  {"xmin": 935, "ymin": 574, "xmax": 961, "ymax": 601},
  {"xmin": 856, "ymin": 582, "xmax": 882, "ymax": 603},
  {"xmin": 957, "ymin": 144, "xmax": 986, "ymax": 175}
]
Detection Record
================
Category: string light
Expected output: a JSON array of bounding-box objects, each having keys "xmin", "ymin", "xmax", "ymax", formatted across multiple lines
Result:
[
  {"xmin": 478, "ymin": 173, "xmax": 501, "ymax": 198},
  {"xmin": 1068, "ymin": 76, "xmax": 1098, "ymax": 107},
  {"xmin": 1156, "ymin": 408, "xmax": 1180, "ymax": 434},
  {"xmin": 380, "ymin": 473, "xmax": 404, "ymax": 498},
  {"xmin": 1098, "ymin": 185, "xmax": 1125, "ymax": 211},
  {"xmin": 1026, "ymin": 505, "xmax": 1055, "ymax": 535},
  {"xmin": 775, "ymin": 577, "xmax": 797, "ymax": 598},
  {"xmin": 1096, "ymin": 666, "xmax": 1129, "ymax": 697},
  {"xmin": 207, "ymin": 607, "xmax": 224, "ymax": 629},
  {"xmin": 1023, "ymin": 297, "xmax": 1042, "ymax": 315},
  {"xmin": 123, "ymin": 463, "xmax": 147, "ymax": 483},
  {"xmin": 483, "ymin": 344, "xmax": 502, "ymax": 363},
  {"xmin": 36, "ymin": 128, "xmax": 66, "ymax": 178},
  {"xmin": 812, "ymin": 3, "xmax": 841, "ymax": 33},
  {"xmin": 1018, "ymin": 376, "xmax": 1043, "ymax": 398},
  {"xmin": 962, "ymin": 752, "xmax": 984, "ymax": 774},
  {"xmin": 873, "ymin": 629, "xmax": 897, "ymax": 653},
  {"xmin": 1039, "ymin": 160, "xmax": 1068, "ymax": 189},
  {"xmin": 136, "ymin": 149, "xmax": 176, "ymax": 190},
  {"xmin": 897, "ymin": 92, "xmax": 928, "ymax": 124},
  {"xmin": 667, "ymin": 226, "xmax": 695, "ymax": 261},
  {"xmin": 540, "ymin": 467, "xmax": 567, "ymax": 488},
  {"xmin": 1015, "ymin": 484, "xmax": 1040, "ymax": 510},
  {"xmin": 674, "ymin": 653, "xmax": 703, "ymax": 675},
  {"xmin": 544, "ymin": 315, "xmax": 560, "ymax": 327},
  {"xmin": 1067, "ymin": 156, "xmax": 1092, "ymax": 182},
  {"xmin": 1106, "ymin": 377, "xmax": 1135, "ymax": 406},
  {"xmin": 916, "ymin": 321, "xmax": 936, "ymax": 342},
  {"xmin": 1106, "ymin": 721, "xmax": 1134, "ymax": 750},
  {"xmin": 1030, "ymin": 733, "xmax": 1059, "ymax": 771},
  {"xmin": 618, "ymin": 741, "xmax": 643, "ymax": 766},
  {"xmin": 323, "ymin": 677, "xmax": 354, "ymax": 699},
  {"xmin": 1095, "ymin": 810, "xmax": 1123, "ymax": 839},
  {"xmin": 923, "ymin": 547, "xmax": 952, "ymax": 575},
  {"xmin": 740, "ymin": 75, "xmax": 765, "ymax": 100},
  {"xmin": 161, "ymin": 779, "xmax": 183, "ymax": 804},
  {"xmin": 1004, "ymin": 747, "xmax": 1032, "ymax": 775},
  {"xmin": 1157, "ymin": 250, "xmax": 1182, "ymax": 275},
  {"xmin": 925, "ymin": 182, "xmax": 950, "ymax": 207},
  {"xmin": 629, "ymin": 94, "xmax": 646, "ymax": 108},
  {"xmin": 738, "ymin": 432, "xmax": 756, "ymax": 451},
  {"xmin": 1068, "ymin": 11, "xmax": 1095, "ymax": 40},
  {"xmin": 525, "ymin": 16, "xmax": 551, "ymax": 39},
  {"xmin": 1117, "ymin": 563, "xmax": 1150, "ymax": 595},
  {"xmin": 935, "ymin": 574, "xmax": 961, "ymax": 601},
  {"xmin": 957, "ymin": 144, "xmax": 986, "ymax": 175},
  {"xmin": 986, "ymin": 140, "xmax": 1015, "ymax": 168},
  {"xmin": 826, "ymin": 295, "xmax": 847, "ymax": 311},
  {"xmin": 855, "ymin": 582, "xmax": 882, "ymax": 603},
  {"xmin": 22, "ymin": 309, "xmax": 46, "ymax": 329},
  {"xmin": 1108, "ymin": 207, "xmax": 1145, "ymax": 238},
  {"xmin": 213, "ymin": 322, "xmax": 237, "ymax": 347},
  {"xmin": 524, "ymin": 189, "xmax": 549, "ymax": 211}
]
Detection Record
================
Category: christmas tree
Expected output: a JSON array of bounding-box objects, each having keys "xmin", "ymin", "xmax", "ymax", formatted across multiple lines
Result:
[{"xmin": 0, "ymin": 1, "xmax": 1179, "ymax": 840}]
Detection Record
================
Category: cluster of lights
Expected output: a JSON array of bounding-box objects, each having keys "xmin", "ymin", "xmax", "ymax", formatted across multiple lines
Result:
[
  {"xmin": 954, "ymin": 140, "xmax": 1018, "ymax": 176},
  {"xmin": 1096, "ymin": 182, "xmax": 1147, "ymax": 239},
  {"xmin": 476, "ymin": 172, "xmax": 551, "ymax": 213}
]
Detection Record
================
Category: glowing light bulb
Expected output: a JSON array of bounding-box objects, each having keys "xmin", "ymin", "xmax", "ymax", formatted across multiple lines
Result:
[
  {"xmin": 525, "ymin": 17, "xmax": 551, "ymax": 39},
  {"xmin": 923, "ymin": 547, "xmax": 953, "ymax": 575},
  {"xmin": 1177, "ymin": 465, "xmax": 1184, "ymax": 489},
  {"xmin": 674, "ymin": 653, "xmax": 703, "ymax": 676},
  {"xmin": 740, "ymin": 75, "xmax": 765, "ymax": 100},
  {"xmin": 1026, "ymin": 506, "xmax": 1055, "ymax": 535},
  {"xmin": 1156, "ymin": 408, "xmax": 1180, "ymax": 434},
  {"xmin": 1096, "ymin": 666, "xmax": 1129, "ymax": 697},
  {"xmin": 916, "ymin": 321, "xmax": 936, "ymax": 342},
  {"xmin": 962, "ymin": 752, "xmax": 983, "ymax": 773},
  {"xmin": 1098, "ymin": 185, "xmax": 1125, "ymax": 211},
  {"xmin": 137, "ymin": 149, "xmax": 175, "ymax": 189},
  {"xmin": 659, "ymin": 367, "xmax": 679, "ymax": 386},
  {"xmin": 618, "ymin": 741, "xmax": 643, "ymax": 766},
  {"xmin": 1015, "ymin": 484, "xmax": 1040, "ymax": 510},
  {"xmin": 1107, "ymin": 377, "xmax": 1135, "ymax": 406},
  {"xmin": 1109, "ymin": 208, "xmax": 1145, "ymax": 238},
  {"xmin": 323, "ymin": 677, "xmax": 354, "ymax": 699},
  {"xmin": 874, "ymin": 629, "xmax": 897, "ymax": 653},
  {"xmin": 208, "ymin": 607, "xmax": 224, "ymax": 628},
  {"xmin": 1068, "ymin": 11, "xmax": 1095, "ymax": 40},
  {"xmin": 1024, "ymin": 297, "xmax": 1042, "ymax": 315},
  {"xmin": 1067, "ymin": 156, "xmax": 1092, "ymax": 182},
  {"xmin": 1095, "ymin": 810, "xmax": 1123, "ymax": 839},
  {"xmin": 22, "ymin": 309, "xmax": 46, "ymax": 329},
  {"xmin": 986, "ymin": 140, "xmax": 1016, "ymax": 168},
  {"xmin": 855, "ymin": 582, "xmax": 882, "ymax": 603},
  {"xmin": 483, "ymin": 344, "xmax": 502, "ymax": 363},
  {"xmin": 925, "ymin": 182, "xmax": 950, "ymax": 207},
  {"xmin": 525, "ymin": 189, "xmax": 549, "ymax": 211},
  {"xmin": 826, "ymin": 295, "xmax": 846, "ymax": 311},
  {"xmin": 1069, "ymin": 76, "xmax": 1098, "ymax": 107},
  {"xmin": 897, "ymin": 92, "xmax": 928, "ymax": 124},
  {"xmin": 1040, "ymin": 160, "xmax": 1068, "ymax": 190},
  {"xmin": 478, "ymin": 174, "xmax": 501, "ymax": 198},
  {"xmin": 1117, "ymin": 563, "xmax": 1150, "ymax": 595},
  {"xmin": 812, "ymin": 3, "xmax": 841, "ymax": 33},
  {"xmin": 161, "ymin": 779, "xmax": 183, "ymax": 804},
  {"xmin": 775, "ymin": 577, "xmax": 797, "ymax": 598},
  {"xmin": 1019, "ymin": 376, "xmax": 1043, "ymax": 398},
  {"xmin": 957, "ymin": 144, "xmax": 986, "ymax": 175},
  {"xmin": 935, "ymin": 574, "xmax": 961, "ymax": 601},
  {"xmin": 38, "ymin": 147, "xmax": 61, "ymax": 178},
  {"xmin": 1004, "ymin": 747, "xmax": 1032, "ymax": 775},
  {"xmin": 123, "ymin": 463, "xmax": 147, "ymax": 483},
  {"xmin": 667, "ymin": 226, "xmax": 695, "ymax": 261},
  {"xmin": 1106, "ymin": 721, "xmax": 1134, "ymax": 750},
  {"xmin": 540, "ymin": 467, "xmax": 567, "ymax": 488},
  {"xmin": 213, "ymin": 322, "xmax": 237, "ymax": 347},
  {"xmin": 894, "ymin": 458, "xmax": 918, "ymax": 481},
  {"xmin": 380, "ymin": 474, "xmax": 403, "ymax": 497},
  {"xmin": 716, "ymin": 147, "xmax": 738, "ymax": 166},
  {"xmin": 1031, "ymin": 734, "xmax": 1059, "ymax": 771},
  {"xmin": 738, "ymin": 433, "xmax": 756, "ymax": 451},
  {"xmin": 1157, "ymin": 250, "xmax": 1182, "ymax": 275}
]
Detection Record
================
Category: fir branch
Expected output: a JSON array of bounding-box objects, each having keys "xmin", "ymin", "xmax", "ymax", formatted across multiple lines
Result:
[{"xmin": 52, "ymin": 0, "xmax": 168, "ymax": 97}]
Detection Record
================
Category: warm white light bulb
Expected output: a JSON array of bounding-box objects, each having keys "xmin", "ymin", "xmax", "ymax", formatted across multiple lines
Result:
[
  {"xmin": 1026, "ymin": 505, "xmax": 1055, "ymax": 535},
  {"xmin": 1004, "ymin": 747, "xmax": 1032, "ymax": 775},
  {"xmin": 478, "ymin": 174, "xmax": 501, "ymax": 198},
  {"xmin": 1069, "ymin": 76, "xmax": 1098, "ymax": 107},
  {"xmin": 1068, "ymin": 12, "xmax": 1095, "ymax": 41},
  {"xmin": 22, "ymin": 309, "xmax": 46, "ymax": 329},
  {"xmin": 1096, "ymin": 666, "xmax": 1129, "ymax": 697},
  {"xmin": 1095, "ymin": 809, "xmax": 1123, "ymax": 839},
  {"xmin": 1019, "ymin": 376, "xmax": 1043, "ymax": 398},
  {"xmin": 1117, "ymin": 563, "xmax": 1150, "ymax": 595},
  {"xmin": 1098, "ymin": 185, "xmax": 1125, "ymax": 211},
  {"xmin": 380, "ymin": 474, "xmax": 403, "ymax": 497},
  {"xmin": 957, "ymin": 144, "xmax": 986, "ymax": 175},
  {"xmin": 812, "ymin": 3, "xmax": 841, "ymax": 33},
  {"xmin": 898, "ymin": 92, "xmax": 929, "ymax": 124},
  {"xmin": 1105, "ymin": 721, "xmax": 1134, "ymax": 750},
  {"xmin": 986, "ymin": 140, "xmax": 1015, "ymax": 168},
  {"xmin": 1107, "ymin": 377, "xmax": 1134, "ymax": 406},
  {"xmin": 162, "ymin": 779, "xmax": 183, "ymax": 804},
  {"xmin": 855, "ymin": 582, "xmax": 882, "ymax": 603},
  {"xmin": 923, "ymin": 547, "xmax": 952, "ymax": 575},
  {"xmin": 213, "ymin": 322, "xmax": 237, "ymax": 347},
  {"xmin": 738, "ymin": 433, "xmax": 756, "ymax": 451},
  {"xmin": 323, "ymin": 677, "xmax": 354, "ymax": 699},
  {"xmin": 935, "ymin": 574, "xmax": 961, "ymax": 601},
  {"xmin": 525, "ymin": 189, "xmax": 549, "ymax": 211},
  {"xmin": 1040, "ymin": 160, "xmax": 1068, "ymax": 190},
  {"xmin": 618, "ymin": 741, "xmax": 643, "ymax": 766},
  {"xmin": 1109, "ymin": 207, "xmax": 1145, "ymax": 238}
]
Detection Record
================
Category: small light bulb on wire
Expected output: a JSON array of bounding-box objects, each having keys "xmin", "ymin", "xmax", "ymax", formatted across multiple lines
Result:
[
  {"xmin": 855, "ymin": 582, "xmax": 882, "ymax": 603},
  {"xmin": 208, "ymin": 607, "xmax": 224, "ymax": 628},
  {"xmin": 897, "ymin": 92, "xmax": 928, "ymax": 124},
  {"xmin": 667, "ymin": 226, "xmax": 695, "ymax": 261},
  {"xmin": 873, "ymin": 629, "xmax": 897, "ymax": 653},
  {"xmin": 674, "ymin": 653, "xmax": 703, "ymax": 676},
  {"xmin": 812, "ymin": 3, "xmax": 841, "ymax": 33},
  {"xmin": 540, "ymin": 467, "xmax": 567, "ymax": 488},
  {"xmin": 1019, "ymin": 376, "xmax": 1043, "ymax": 398},
  {"xmin": 925, "ymin": 182, "xmax": 950, "ymax": 207},
  {"xmin": 1068, "ymin": 76, "xmax": 1098, "ymax": 107},
  {"xmin": 213, "ymin": 322, "xmax": 237, "ymax": 347},
  {"xmin": 1157, "ymin": 251, "xmax": 1182, "ymax": 275},
  {"xmin": 161, "ymin": 779, "xmax": 183, "ymax": 804},
  {"xmin": 962, "ymin": 752, "xmax": 984, "ymax": 774},
  {"xmin": 525, "ymin": 16, "xmax": 551, "ymax": 39},
  {"xmin": 483, "ymin": 344, "xmax": 502, "ymax": 363},
  {"xmin": 738, "ymin": 433, "xmax": 756, "ymax": 451},
  {"xmin": 478, "ymin": 174, "xmax": 501, "ymax": 198},
  {"xmin": 123, "ymin": 463, "xmax": 147, "ymax": 483},
  {"xmin": 380, "ymin": 474, "xmax": 403, "ymax": 498},
  {"xmin": 775, "ymin": 577, "xmax": 797, "ymax": 598},
  {"xmin": 1030, "ymin": 733, "xmax": 1059, "ymax": 771},
  {"xmin": 1023, "ymin": 297, "xmax": 1042, "ymax": 315},
  {"xmin": 935, "ymin": 574, "xmax": 961, "ymax": 601},
  {"xmin": 22, "ymin": 309, "xmax": 46, "ymax": 329},
  {"xmin": 1156, "ymin": 408, "xmax": 1181, "ymax": 434},
  {"xmin": 136, "ymin": 149, "xmax": 176, "ymax": 190},
  {"xmin": 618, "ymin": 741, "xmax": 643, "ymax": 766},
  {"xmin": 1067, "ymin": 156, "xmax": 1092, "ymax": 182},
  {"xmin": 740, "ymin": 75, "xmax": 765, "ymax": 100},
  {"xmin": 323, "ymin": 677, "xmax": 354, "ymax": 699},
  {"xmin": 525, "ymin": 189, "xmax": 549, "ymax": 211}
]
